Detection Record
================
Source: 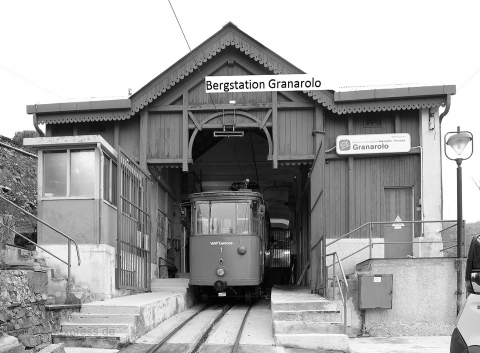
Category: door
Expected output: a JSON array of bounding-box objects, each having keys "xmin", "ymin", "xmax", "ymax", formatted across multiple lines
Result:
[
  {"xmin": 116, "ymin": 147, "xmax": 151, "ymax": 291},
  {"xmin": 384, "ymin": 187, "xmax": 414, "ymax": 258}
]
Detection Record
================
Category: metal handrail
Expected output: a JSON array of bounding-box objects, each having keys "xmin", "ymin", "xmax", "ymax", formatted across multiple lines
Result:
[
  {"xmin": 0, "ymin": 224, "xmax": 67, "ymax": 266},
  {"xmin": 0, "ymin": 194, "xmax": 81, "ymax": 288},
  {"xmin": 327, "ymin": 219, "xmax": 458, "ymax": 247},
  {"xmin": 325, "ymin": 251, "xmax": 348, "ymax": 335}
]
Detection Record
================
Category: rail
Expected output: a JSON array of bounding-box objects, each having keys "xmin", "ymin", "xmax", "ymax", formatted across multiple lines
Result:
[
  {"xmin": 325, "ymin": 252, "xmax": 348, "ymax": 335},
  {"xmin": 0, "ymin": 194, "xmax": 81, "ymax": 289}
]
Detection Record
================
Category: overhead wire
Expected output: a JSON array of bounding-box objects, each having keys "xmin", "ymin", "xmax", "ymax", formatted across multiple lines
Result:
[
  {"xmin": 0, "ymin": 64, "xmax": 65, "ymax": 100},
  {"xmin": 167, "ymin": 0, "xmax": 220, "ymax": 115}
]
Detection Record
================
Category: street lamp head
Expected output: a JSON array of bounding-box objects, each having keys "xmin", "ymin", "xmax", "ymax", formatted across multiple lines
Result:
[
  {"xmin": 444, "ymin": 126, "xmax": 474, "ymax": 161},
  {"xmin": 447, "ymin": 132, "xmax": 473, "ymax": 155}
]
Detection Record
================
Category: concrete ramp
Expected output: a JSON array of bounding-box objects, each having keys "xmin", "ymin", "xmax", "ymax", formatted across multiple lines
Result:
[
  {"xmin": 53, "ymin": 290, "xmax": 195, "ymax": 349},
  {"xmin": 271, "ymin": 285, "xmax": 349, "ymax": 352}
]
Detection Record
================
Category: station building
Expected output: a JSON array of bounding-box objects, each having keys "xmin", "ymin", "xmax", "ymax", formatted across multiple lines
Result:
[{"xmin": 24, "ymin": 22, "xmax": 456, "ymax": 339}]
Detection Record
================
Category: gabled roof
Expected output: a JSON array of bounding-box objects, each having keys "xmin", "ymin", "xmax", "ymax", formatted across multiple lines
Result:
[
  {"xmin": 26, "ymin": 23, "xmax": 455, "ymax": 123},
  {"xmin": 129, "ymin": 22, "xmax": 335, "ymax": 115}
]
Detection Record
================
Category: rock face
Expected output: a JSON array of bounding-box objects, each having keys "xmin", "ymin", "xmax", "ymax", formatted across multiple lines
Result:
[
  {"xmin": 0, "ymin": 135, "xmax": 38, "ymax": 252},
  {"xmin": 0, "ymin": 270, "xmax": 52, "ymax": 352}
]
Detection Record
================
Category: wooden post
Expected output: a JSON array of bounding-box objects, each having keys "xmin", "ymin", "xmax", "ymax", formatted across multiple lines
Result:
[
  {"xmin": 272, "ymin": 91, "xmax": 278, "ymax": 169},
  {"xmin": 140, "ymin": 110, "xmax": 148, "ymax": 170},
  {"xmin": 348, "ymin": 115, "xmax": 355, "ymax": 232},
  {"xmin": 182, "ymin": 93, "xmax": 189, "ymax": 172}
]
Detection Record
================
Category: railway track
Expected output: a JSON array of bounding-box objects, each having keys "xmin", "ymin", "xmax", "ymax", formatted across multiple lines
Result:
[{"xmin": 145, "ymin": 301, "xmax": 253, "ymax": 353}]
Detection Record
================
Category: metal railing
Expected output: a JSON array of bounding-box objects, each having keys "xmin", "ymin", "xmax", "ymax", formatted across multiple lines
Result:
[
  {"xmin": 326, "ymin": 219, "xmax": 460, "ymax": 266},
  {"xmin": 325, "ymin": 251, "xmax": 348, "ymax": 335},
  {"xmin": 0, "ymin": 194, "xmax": 81, "ymax": 289}
]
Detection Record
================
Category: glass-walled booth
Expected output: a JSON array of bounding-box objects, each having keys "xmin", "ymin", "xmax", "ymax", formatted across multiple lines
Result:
[
  {"xmin": 25, "ymin": 135, "xmax": 118, "ymax": 247},
  {"xmin": 24, "ymin": 135, "xmax": 123, "ymax": 301}
]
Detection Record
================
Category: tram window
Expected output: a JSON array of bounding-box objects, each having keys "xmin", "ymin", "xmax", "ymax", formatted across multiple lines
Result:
[
  {"xmin": 195, "ymin": 201, "xmax": 252, "ymax": 235},
  {"xmin": 236, "ymin": 202, "xmax": 250, "ymax": 234},
  {"xmin": 196, "ymin": 203, "xmax": 210, "ymax": 234}
]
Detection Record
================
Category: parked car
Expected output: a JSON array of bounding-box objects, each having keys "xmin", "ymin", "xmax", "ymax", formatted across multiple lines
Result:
[{"xmin": 450, "ymin": 235, "xmax": 480, "ymax": 353}]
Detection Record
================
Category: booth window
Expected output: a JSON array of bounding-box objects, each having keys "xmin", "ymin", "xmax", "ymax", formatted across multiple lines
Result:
[
  {"xmin": 103, "ymin": 155, "xmax": 117, "ymax": 206},
  {"xmin": 364, "ymin": 116, "xmax": 381, "ymax": 128},
  {"xmin": 43, "ymin": 149, "xmax": 95, "ymax": 197}
]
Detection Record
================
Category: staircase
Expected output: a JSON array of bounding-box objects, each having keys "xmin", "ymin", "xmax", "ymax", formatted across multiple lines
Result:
[
  {"xmin": 151, "ymin": 278, "xmax": 190, "ymax": 293},
  {"xmin": 271, "ymin": 285, "xmax": 349, "ymax": 352},
  {"xmin": 53, "ymin": 283, "xmax": 195, "ymax": 349}
]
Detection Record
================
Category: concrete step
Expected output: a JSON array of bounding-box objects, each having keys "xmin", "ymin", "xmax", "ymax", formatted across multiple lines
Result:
[
  {"xmin": 271, "ymin": 300, "xmax": 337, "ymax": 311},
  {"xmin": 273, "ymin": 320, "xmax": 344, "ymax": 335},
  {"xmin": 273, "ymin": 309, "xmax": 342, "ymax": 322},
  {"xmin": 80, "ymin": 305, "xmax": 140, "ymax": 315},
  {"xmin": 56, "ymin": 292, "xmax": 194, "ymax": 349},
  {"xmin": 37, "ymin": 343, "xmax": 65, "ymax": 353},
  {"xmin": 176, "ymin": 272, "xmax": 190, "ymax": 279},
  {"xmin": 151, "ymin": 283, "xmax": 189, "ymax": 289},
  {"xmin": 52, "ymin": 334, "xmax": 129, "ymax": 350},
  {"xmin": 69, "ymin": 313, "xmax": 139, "ymax": 324},
  {"xmin": 152, "ymin": 278, "xmax": 189, "ymax": 283},
  {"xmin": 275, "ymin": 333, "xmax": 349, "ymax": 352},
  {"xmin": 151, "ymin": 286, "xmax": 189, "ymax": 293},
  {"xmin": 61, "ymin": 322, "xmax": 133, "ymax": 336}
]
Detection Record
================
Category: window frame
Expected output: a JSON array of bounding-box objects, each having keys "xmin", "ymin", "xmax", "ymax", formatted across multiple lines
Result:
[
  {"xmin": 42, "ymin": 148, "xmax": 96, "ymax": 199},
  {"xmin": 102, "ymin": 154, "xmax": 117, "ymax": 207}
]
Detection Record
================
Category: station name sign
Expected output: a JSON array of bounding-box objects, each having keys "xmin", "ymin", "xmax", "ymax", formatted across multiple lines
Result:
[
  {"xmin": 336, "ymin": 133, "xmax": 411, "ymax": 155},
  {"xmin": 205, "ymin": 74, "xmax": 322, "ymax": 93}
]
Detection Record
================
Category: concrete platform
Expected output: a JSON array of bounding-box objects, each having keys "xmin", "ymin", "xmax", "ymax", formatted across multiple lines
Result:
[
  {"xmin": 349, "ymin": 336, "xmax": 451, "ymax": 353},
  {"xmin": 55, "ymin": 291, "xmax": 195, "ymax": 349},
  {"xmin": 271, "ymin": 285, "xmax": 348, "ymax": 352}
]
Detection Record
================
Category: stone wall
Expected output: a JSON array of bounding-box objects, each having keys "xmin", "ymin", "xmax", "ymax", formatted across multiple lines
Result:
[{"xmin": 0, "ymin": 270, "xmax": 52, "ymax": 351}]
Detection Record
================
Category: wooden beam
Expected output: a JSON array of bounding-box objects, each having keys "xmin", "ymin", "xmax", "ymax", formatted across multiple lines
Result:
[
  {"xmin": 148, "ymin": 102, "xmax": 314, "ymax": 112},
  {"xmin": 139, "ymin": 110, "xmax": 148, "ymax": 170},
  {"xmin": 260, "ymin": 109, "xmax": 272, "ymax": 129},
  {"xmin": 182, "ymin": 93, "xmax": 189, "ymax": 172},
  {"xmin": 188, "ymin": 122, "xmax": 272, "ymax": 130},
  {"xmin": 395, "ymin": 112, "xmax": 401, "ymax": 133},
  {"xmin": 272, "ymin": 91, "xmax": 278, "ymax": 169},
  {"xmin": 148, "ymin": 158, "xmax": 183, "ymax": 164},
  {"xmin": 348, "ymin": 115, "xmax": 354, "ymax": 232},
  {"xmin": 113, "ymin": 121, "xmax": 120, "ymax": 151},
  {"xmin": 188, "ymin": 111, "xmax": 202, "ymax": 131}
]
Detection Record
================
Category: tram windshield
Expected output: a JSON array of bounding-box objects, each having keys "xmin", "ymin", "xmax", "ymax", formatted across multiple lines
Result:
[{"xmin": 195, "ymin": 201, "xmax": 253, "ymax": 235}]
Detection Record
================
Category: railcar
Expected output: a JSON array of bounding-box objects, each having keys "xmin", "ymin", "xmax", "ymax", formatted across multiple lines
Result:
[{"xmin": 181, "ymin": 183, "xmax": 270, "ymax": 303}]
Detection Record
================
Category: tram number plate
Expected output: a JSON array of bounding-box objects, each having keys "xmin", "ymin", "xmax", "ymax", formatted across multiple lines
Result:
[{"xmin": 218, "ymin": 292, "xmax": 226, "ymax": 297}]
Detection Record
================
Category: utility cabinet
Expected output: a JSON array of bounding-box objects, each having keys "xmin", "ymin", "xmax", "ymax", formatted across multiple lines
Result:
[{"xmin": 358, "ymin": 274, "xmax": 393, "ymax": 309}]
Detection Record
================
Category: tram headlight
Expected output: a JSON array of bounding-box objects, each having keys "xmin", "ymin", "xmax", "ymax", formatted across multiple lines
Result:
[
  {"xmin": 216, "ymin": 267, "xmax": 226, "ymax": 276},
  {"xmin": 237, "ymin": 246, "xmax": 247, "ymax": 255}
]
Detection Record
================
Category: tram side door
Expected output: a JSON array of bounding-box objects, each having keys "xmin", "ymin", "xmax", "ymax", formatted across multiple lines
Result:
[{"xmin": 384, "ymin": 187, "xmax": 414, "ymax": 258}]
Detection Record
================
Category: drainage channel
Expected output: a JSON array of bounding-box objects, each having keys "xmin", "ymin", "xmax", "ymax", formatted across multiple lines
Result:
[{"xmin": 146, "ymin": 302, "xmax": 252, "ymax": 353}]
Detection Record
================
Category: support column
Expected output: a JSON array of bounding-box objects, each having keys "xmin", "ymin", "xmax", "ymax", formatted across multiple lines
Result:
[
  {"xmin": 272, "ymin": 91, "xmax": 278, "ymax": 169},
  {"xmin": 415, "ymin": 108, "xmax": 443, "ymax": 257},
  {"xmin": 347, "ymin": 116, "xmax": 355, "ymax": 232},
  {"xmin": 182, "ymin": 93, "xmax": 189, "ymax": 172},
  {"xmin": 140, "ymin": 110, "xmax": 148, "ymax": 171}
]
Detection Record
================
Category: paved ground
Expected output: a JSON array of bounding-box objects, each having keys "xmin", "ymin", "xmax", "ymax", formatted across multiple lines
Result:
[{"xmin": 349, "ymin": 336, "xmax": 451, "ymax": 353}]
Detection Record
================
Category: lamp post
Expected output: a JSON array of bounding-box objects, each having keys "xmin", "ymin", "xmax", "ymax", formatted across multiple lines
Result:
[{"xmin": 445, "ymin": 126, "xmax": 473, "ymax": 314}]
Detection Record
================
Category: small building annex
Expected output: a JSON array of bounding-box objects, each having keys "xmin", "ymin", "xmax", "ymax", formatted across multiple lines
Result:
[{"xmin": 24, "ymin": 22, "xmax": 454, "ymax": 305}]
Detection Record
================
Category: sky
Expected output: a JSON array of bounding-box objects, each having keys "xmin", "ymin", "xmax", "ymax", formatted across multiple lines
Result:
[{"xmin": 1, "ymin": 0, "xmax": 480, "ymax": 222}]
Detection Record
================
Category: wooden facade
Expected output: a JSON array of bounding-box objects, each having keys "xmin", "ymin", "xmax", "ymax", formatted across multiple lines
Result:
[{"xmin": 26, "ymin": 22, "xmax": 454, "ymax": 293}]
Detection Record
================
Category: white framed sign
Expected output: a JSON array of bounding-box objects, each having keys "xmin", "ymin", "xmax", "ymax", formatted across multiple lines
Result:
[{"xmin": 336, "ymin": 133, "xmax": 411, "ymax": 155}]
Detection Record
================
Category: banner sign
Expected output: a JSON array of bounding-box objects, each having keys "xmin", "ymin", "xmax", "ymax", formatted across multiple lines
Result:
[
  {"xmin": 205, "ymin": 74, "xmax": 323, "ymax": 93},
  {"xmin": 336, "ymin": 133, "xmax": 411, "ymax": 155}
]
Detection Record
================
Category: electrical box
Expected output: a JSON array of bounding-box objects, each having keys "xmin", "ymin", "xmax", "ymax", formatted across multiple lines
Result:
[{"xmin": 358, "ymin": 274, "xmax": 393, "ymax": 309}]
